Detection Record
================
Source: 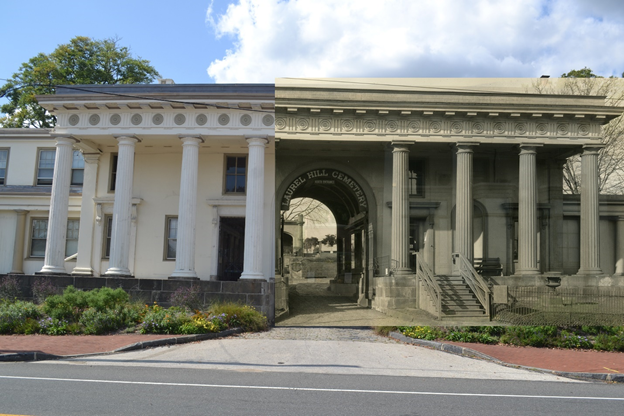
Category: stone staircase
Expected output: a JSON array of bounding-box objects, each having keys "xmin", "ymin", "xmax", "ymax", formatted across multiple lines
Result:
[{"xmin": 437, "ymin": 275, "xmax": 488, "ymax": 318}]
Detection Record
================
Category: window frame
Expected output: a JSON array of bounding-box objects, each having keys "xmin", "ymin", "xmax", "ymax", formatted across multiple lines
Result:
[
  {"xmin": 223, "ymin": 154, "xmax": 247, "ymax": 195},
  {"xmin": 29, "ymin": 217, "xmax": 80, "ymax": 258},
  {"xmin": 102, "ymin": 215, "xmax": 113, "ymax": 259},
  {"xmin": 35, "ymin": 148, "xmax": 56, "ymax": 186},
  {"xmin": 108, "ymin": 153, "xmax": 118, "ymax": 192},
  {"xmin": 0, "ymin": 148, "xmax": 9, "ymax": 185},
  {"xmin": 163, "ymin": 215, "xmax": 178, "ymax": 261},
  {"xmin": 70, "ymin": 150, "xmax": 85, "ymax": 186}
]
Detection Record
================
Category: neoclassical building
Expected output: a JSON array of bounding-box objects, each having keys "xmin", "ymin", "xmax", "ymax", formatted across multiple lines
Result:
[
  {"xmin": 275, "ymin": 78, "xmax": 624, "ymax": 319},
  {"xmin": 1, "ymin": 84, "xmax": 275, "ymax": 286}
]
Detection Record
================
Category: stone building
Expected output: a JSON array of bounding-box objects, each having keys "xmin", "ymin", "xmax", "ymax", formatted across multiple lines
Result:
[{"xmin": 274, "ymin": 78, "xmax": 624, "ymax": 320}]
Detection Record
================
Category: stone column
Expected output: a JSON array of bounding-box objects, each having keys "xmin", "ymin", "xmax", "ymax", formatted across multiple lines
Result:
[
  {"xmin": 516, "ymin": 145, "xmax": 541, "ymax": 275},
  {"xmin": 105, "ymin": 136, "xmax": 139, "ymax": 277},
  {"xmin": 578, "ymin": 145, "xmax": 603, "ymax": 275},
  {"xmin": 72, "ymin": 153, "xmax": 100, "ymax": 275},
  {"xmin": 170, "ymin": 136, "xmax": 203, "ymax": 279},
  {"xmin": 391, "ymin": 142, "xmax": 411, "ymax": 275},
  {"xmin": 455, "ymin": 143, "xmax": 477, "ymax": 262},
  {"xmin": 10, "ymin": 210, "xmax": 28, "ymax": 274},
  {"xmin": 39, "ymin": 136, "xmax": 77, "ymax": 274},
  {"xmin": 240, "ymin": 136, "xmax": 269, "ymax": 280},
  {"xmin": 615, "ymin": 216, "xmax": 624, "ymax": 275}
]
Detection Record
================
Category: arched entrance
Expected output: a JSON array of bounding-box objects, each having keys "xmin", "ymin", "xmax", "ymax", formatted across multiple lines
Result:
[{"xmin": 276, "ymin": 166, "xmax": 377, "ymax": 320}]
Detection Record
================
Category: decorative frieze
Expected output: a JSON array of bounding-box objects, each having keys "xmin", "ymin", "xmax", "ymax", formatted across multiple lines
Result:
[
  {"xmin": 54, "ymin": 110, "xmax": 275, "ymax": 132},
  {"xmin": 274, "ymin": 114, "xmax": 601, "ymax": 141}
]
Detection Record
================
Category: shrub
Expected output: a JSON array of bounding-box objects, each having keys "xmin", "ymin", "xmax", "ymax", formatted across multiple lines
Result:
[
  {"xmin": 139, "ymin": 304, "xmax": 190, "ymax": 334},
  {"xmin": 85, "ymin": 287, "xmax": 129, "ymax": 312},
  {"xmin": 593, "ymin": 333, "xmax": 624, "ymax": 352},
  {"xmin": 179, "ymin": 312, "xmax": 228, "ymax": 334},
  {"xmin": 80, "ymin": 307, "xmax": 128, "ymax": 335},
  {"xmin": 499, "ymin": 326, "xmax": 557, "ymax": 348},
  {"xmin": 0, "ymin": 300, "xmax": 42, "ymax": 334},
  {"xmin": 556, "ymin": 330, "xmax": 592, "ymax": 349},
  {"xmin": 0, "ymin": 276, "xmax": 21, "ymax": 301},
  {"xmin": 169, "ymin": 286, "xmax": 203, "ymax": 311},
  {"xmin": 208, "ymin": 302, "xmax": 268, "ymax": 332},
  {"xmin": 399, "ymin": 326, "xmax": 443, "ymax": 341},
  {"xmin": 43, "ymin": 286, "xmax": 89, "ymax": 321},
  {"xmin": 31, "ymin": 278, "xmax": 57, "ymax": 304},
  {"xmin": 38, "ymin": 317, "xmax": 70, "ymax": 335}
]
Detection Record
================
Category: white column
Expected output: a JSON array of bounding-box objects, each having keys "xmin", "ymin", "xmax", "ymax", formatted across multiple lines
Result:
[
  {"xmin": 72, "ymin": 153, "xmax": 100, "ymax": 275},
  {"xmin": 171, "ymin": 136, "xmax": 203, "ymax": 279},
  {"xmin": 39, "ymin": 136, "xmax": 76, "ymax": 274},
  {"xmin": 615, "ymin": 216, "xmax": 624, "ymax": 275},
  {"xmin": 240, "ymin": 136, "xmax": 269, "ymax": 280},
  {"xmin": 105, "ymin": 136, "xmax": 138, "ymax": 276},
  {"xmin": 10, "ymin": 210, "xmax": 28, "ymax": 274},
  {"xmin": 517, "ymin": 144, "xmax": 541, "ymax": 275},
  {"xmin": 391, "ymin": 142, "xmax": 411, "ymax": 275},
  {"xmin": 578, "ymin": 145, "xmax": 602, "ymax": 275},
  {"xmin": 455, "ymin": 143, "xmax": 477, "ymax": 262}
]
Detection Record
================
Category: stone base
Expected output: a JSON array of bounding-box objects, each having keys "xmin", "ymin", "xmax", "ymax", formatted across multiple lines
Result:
[
  {"xmin": 372, "ymin": 275, "xmax": 418, "ymax": 313},
  {"xmin": 168, "ymin": 276, "xmax": 200, "ymax": 281}
]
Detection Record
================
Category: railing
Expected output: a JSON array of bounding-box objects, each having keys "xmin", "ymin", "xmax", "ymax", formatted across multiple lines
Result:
[
  {"xmin": 494, "ymin": 286, "xmax": 624, "ymax": 326},
  {"xmin": 64, "ymin": 253, "xmax": 77, "ymax": 262},
  {"xmin": 416, "ymin": 253, "xmax": 441, "ymax": 319},
  {"xmin": 452, "ymin": 252, "xmax": 491, "ymax": 318}
]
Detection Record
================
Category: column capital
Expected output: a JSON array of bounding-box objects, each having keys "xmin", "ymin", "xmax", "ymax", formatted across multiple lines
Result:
[
  {"xmin": 82, "ymin": 153, "xmax": 101, "ymax": 164},
  {"xmin": 582, "ymin": 144, "xmax": 604, "ymax": 155},
  {"xmin": 114, "ymin": 135, "xmax": 141, "ymax": 144},
  {"xmin": 245, "ymin": 135, "xmax": 270, "ymax": 145},
  {"xmin": 178, "ymin": 135, "xmax": 204, "ymax": 144},
  {"xmin": 519, "ymin": 143, "xmax": 543, "ymax": 154},
  {"xmin": 456, "ymin": 142, "xmax": 479, "ymax": 153},
  {"xmin": 13, "ymin": 209, "xmax": 29, "ymax": 215},
  {"xmin": 51, "ymin": 134, "xmax": 78, "ymax": 142}
]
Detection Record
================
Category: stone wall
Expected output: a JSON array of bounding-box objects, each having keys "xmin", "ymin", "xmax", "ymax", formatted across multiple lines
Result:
[{"xmin": 3, "ymin": 274, "xmax": 275, "ymax": 325}]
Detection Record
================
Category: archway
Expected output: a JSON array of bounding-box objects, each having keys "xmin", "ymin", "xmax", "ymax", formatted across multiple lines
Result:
[{"xmin": 276, "ymin": 166, "xmax": 377, "ymax": 322}]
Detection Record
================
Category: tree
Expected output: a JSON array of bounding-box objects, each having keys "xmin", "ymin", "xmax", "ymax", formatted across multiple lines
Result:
[
  {"xmin": 303, "ymin": 237, "xmax": 319, "ymax": 253},
  {"xmin": 1, "ymin": 36, "xmax": 160, "ymax": 128},
  {"xmin": 321, "ymin": 234, "xmax": 337, "ymax": 248},
  {"xmin": 283, "ymin": 197, "xmax": 332, "ymax": 224},
  {"xmin": 531, "ymin": 68, "xmax": 624, "ymax": 194}
]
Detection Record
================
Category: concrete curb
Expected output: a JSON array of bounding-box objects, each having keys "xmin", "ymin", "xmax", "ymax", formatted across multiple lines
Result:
[
  {"xmin": 0, "ymin": 328, "xmax": 244, "ymax": 362},
  {"xmin": 389, "ymin": 332, "xmax": 624, "ymax": 383}
]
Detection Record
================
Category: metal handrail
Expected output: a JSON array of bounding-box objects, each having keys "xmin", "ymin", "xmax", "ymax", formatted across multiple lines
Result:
[
  {"xmin": 416, "ymin": 253, "xmax": 441, "ymax": 319},
  {"xmin": 452, "ymin": 252, "xmax": 490, "ymax": 318}
]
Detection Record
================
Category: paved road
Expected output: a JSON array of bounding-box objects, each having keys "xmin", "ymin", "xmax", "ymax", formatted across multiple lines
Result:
[{"xmin": 1, "ymin": 364, "xmax": 623, "ymax": 416}]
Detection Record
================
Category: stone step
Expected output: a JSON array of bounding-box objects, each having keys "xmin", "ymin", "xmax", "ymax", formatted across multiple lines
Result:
[{"xmin": 442, "ymin": 309, "xmax": 487, "ymax": 317}]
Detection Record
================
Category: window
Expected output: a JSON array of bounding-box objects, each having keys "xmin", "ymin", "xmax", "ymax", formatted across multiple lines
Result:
[
  {"xmin": 103, "ymin": 215, "xmax": 113, "ymax": 258},
  {"xmin": 36, "ymin": 149, "xmax": 56, "ymax": 185},
  {"xmin": 165, "ymin": 216, "xmax": 178, "ymax": 260},
  {"xmin": 109, "ymin": 154, "xmax": 118, "ymax": 191},
  {"xmin": 409, "ymin": 160, "xmax": 425, "ymax": 197},
  {"xmin": 0, "ymin": 149, "xmax": 8, "ymax": 185},
  {"xmin": 224, "ymin": 156, "xmax": 246, "ymax": 193},
  {"xmin": 71, "ymin": 150, "xmax": 85, "ymax": 185},
  {"xmin": 30, "ymin": 218, "xmax": 80, "ymax": 258}
]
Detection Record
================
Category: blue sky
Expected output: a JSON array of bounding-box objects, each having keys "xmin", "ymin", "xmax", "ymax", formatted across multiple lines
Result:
[
  {"xmin": 0, "ymin": 0, "xmax": 233, "ymax": 85},
  {"xmin": 2, "ymin": 0, "xmax": 624, "ymax": 97}
]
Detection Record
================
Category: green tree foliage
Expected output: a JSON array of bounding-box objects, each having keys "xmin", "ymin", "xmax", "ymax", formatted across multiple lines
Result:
[
  {"xmin": 304, "ymin": 237, "xmax": 319, "ymax": 252},
  {"xmin": 532, "ymin": 68, "xmax": 624, "ymax": 194},
  {"xmin": 321, "ymin": 234, "xmax": 337, "ymax": 247},
  {"xmin": 1, "ymin": 36, "xmax": 160, "ymax": 128}
]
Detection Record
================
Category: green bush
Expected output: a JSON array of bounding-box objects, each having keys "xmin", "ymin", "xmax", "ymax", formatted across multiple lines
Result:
[
  {"xmin": 38, "ymin": 317, "xmax": 70, "ymax": 335},
  {"xmin": 139, "ymin": 304, "xmax": 190, "ymax": 334},
  {"xmin": 593, "ymin": 333, "xmax": 624, "ymax": 352},
  {"xmin": 79, "ymin": 307, "xmax": 127, "ymax": 335},
  {"xmin": 208, "ymin": 302, "xmax": 268, "ymax": 332},
  {"xmin": 499, "ymin": 326, "xmax": 557, "ymax": 347},
  {"xmin": 556, "ymin": 330, "xmax": 593, "ymax": 349},
  {"xmin": 0, "ymin": 300, "xmax": 42, "ymax": 334},
  {"xmin": 42, "ymin": 286, "xmax": 88, "ymax": 321}
]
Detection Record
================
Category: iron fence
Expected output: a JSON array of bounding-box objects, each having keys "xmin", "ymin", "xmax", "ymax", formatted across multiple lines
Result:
[{"xmin": 494, "ymin": 286, "xmax": 624, "ymax": 326}]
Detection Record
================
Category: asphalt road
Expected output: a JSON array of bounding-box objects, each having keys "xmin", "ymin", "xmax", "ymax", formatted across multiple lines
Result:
[{"xmin": 1, "ymin": 363, "xmax": 623, "ymax": 416}]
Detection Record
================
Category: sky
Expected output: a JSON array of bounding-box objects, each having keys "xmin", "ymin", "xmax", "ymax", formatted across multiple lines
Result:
[{"xmin": 1, "ymin": 0, "xmax": 624, "ymax": 96}]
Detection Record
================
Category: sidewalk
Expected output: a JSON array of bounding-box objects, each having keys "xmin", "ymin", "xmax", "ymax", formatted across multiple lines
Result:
[{"xmin": 1, "ymin": 328, "xmax": 623, "ymax": 380}]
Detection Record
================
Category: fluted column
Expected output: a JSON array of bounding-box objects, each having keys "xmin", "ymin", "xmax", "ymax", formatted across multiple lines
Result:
[
  {"xmin": 105, "ymin": 136, "xmax": 139, "ymax": 276},
  {"xmin": 171, "ymin": 136, "xmax": 203, "ymax": 279},
  {"xmin": 391, "ymin": 142, "xmax": 411, "ymax": 275},
  {"xmin": 615, "ymin": 216, "xmax": 624, "ymax": 275},
  {"xmin": 73, "ymin": 153, "xmax": 100, "ymax": 275},
  {"xmin": 455, "ymin": 143, "xmax": 477, "ymax": 262},
  {"xmin": 39, "ymin": 136, "xmax": 77, "ymax": 274},
  {"xmin": 240, "ymin": 136, "xmax": 269, "ymax": 280},
  {"xmin": 578, "ymin": 145, "xmax": 603, "ymax": 275},
  {"xmin": 10, "ymin": 210, "xmax": 29, "ymax": 274},
  {"xmin": 517, "ymin": 145, "xmax": 541, "ymax": 275}
]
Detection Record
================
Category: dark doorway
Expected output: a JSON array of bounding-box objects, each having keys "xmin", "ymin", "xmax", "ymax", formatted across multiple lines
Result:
[{"xmin": 218, "ymin": 217, "xmax": 245, "ymax": 281}]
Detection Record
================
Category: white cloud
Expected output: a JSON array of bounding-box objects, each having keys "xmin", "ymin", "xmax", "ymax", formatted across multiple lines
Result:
[{"xmin": 206, "ymin": 0, "xmax": 624, "ymax": 82}]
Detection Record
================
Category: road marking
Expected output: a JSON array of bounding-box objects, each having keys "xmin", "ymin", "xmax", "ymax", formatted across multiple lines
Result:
[{"xmin": 0, "ymin": 375, "xmax": 622, "ymax": 401}]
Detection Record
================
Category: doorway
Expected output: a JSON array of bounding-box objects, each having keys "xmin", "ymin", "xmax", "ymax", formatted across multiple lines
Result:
[{"xmin": 217, "ymin": 217, "xmax": 245, "ymax": 281}]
